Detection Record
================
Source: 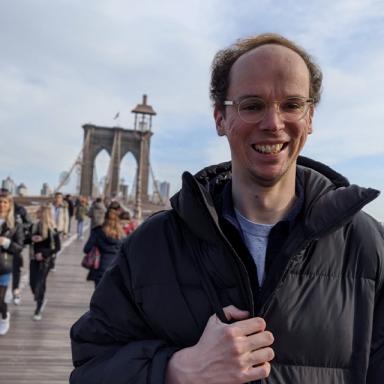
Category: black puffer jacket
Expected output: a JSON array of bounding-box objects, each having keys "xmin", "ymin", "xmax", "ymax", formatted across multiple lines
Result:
[
  {"xmin": 0, "ymin": 220, "xmax": 24, "ymax": 275},
  {"xmin": 70, "ymin": 157, "xmax": 384, "ymax": 384}
]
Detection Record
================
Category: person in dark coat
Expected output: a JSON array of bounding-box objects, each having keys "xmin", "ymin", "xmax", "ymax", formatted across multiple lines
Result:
[
  {"xmin": 64, "ymin": 194, "xmax": 75, "ymax": 234},
  {"xmin": 0, "ymin": 191, "xmax": 24, "ymax": 335},
  {"xmin": 29, "ymin": 204, "xmax": 60, "ymax": 320},
  {"xmin": 11, "ymin": 202, "xmax": 31, "ymax": 305},
  {"xmin": 70, "ymin": 33, "xmax": 384, "ymax": 383},
  {"xmin": 83, "ymin": 208, "xmax": 125, "ymax": 288},
  {"xmin": 0, "ymin": 187, "xmax": 31, "ymax": 305}
]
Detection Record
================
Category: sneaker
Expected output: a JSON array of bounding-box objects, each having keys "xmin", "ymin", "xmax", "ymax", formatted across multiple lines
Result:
[
  {"xmin": 33, "ymin": 312, "xmax": 42, "ymax": 321},
  {"xmin": 40, "ymin": 299, "xmax": 47, "ymax": 313},
  {"xmin": 13, "ymin": 295, "xmax": 21, "ymax": 306},
  {"xmin": 0, "ymin": 312, "xmax": 10, "ymax": 335},
  {"xmin": 35, "ymin": 299, "xmax": 47, "ymax": 315}
]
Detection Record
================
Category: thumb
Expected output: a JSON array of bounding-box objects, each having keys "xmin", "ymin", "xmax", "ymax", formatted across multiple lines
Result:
[{"xmin": 222, "ymin": 305, "xmax": 250, "ymax": 322}]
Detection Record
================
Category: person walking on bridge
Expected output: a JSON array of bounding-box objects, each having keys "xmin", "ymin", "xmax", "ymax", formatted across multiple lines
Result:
[
  {"xmin": 0, "ymin": 187, "xmax": 32, "ymax": 306},
  {"xmin": 70, "ymin": 33, "xmax": 384, "ymax": 383},
  {"xmin": 74, "ymin": 196, "xmax": 88, "ymax": 240},
  {"xmin": 83, "ymin": 207, "xmax": 125, "ymax": 288},
  {"xmin": 50, "ymin": 192, "xmax": 68, "ymax": 271},
  {"xmin": 29, "ymin": 204, "xmax": 60, "ymax": 320},
  {"xmin": 88, "ymin": 197, "xmax": 106, "ymax": 230},
  {"xmin": 64, "ymin": 194, "xmax": 75, "ymax": 234},
  {"xmin": 0, "ymin": 191, "xmax": 24, "ymax": 336}
]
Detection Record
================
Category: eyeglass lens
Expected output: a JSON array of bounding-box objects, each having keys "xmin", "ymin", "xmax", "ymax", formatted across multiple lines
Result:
[{"xmin": 238, "ymin": 97, "xmax": 310, "ymax": 123}]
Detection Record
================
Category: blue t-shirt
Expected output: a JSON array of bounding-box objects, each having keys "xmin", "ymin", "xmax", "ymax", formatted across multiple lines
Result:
[{"xmin": 235, "ymin": 209, "xmax": 274, "ymax": 286}]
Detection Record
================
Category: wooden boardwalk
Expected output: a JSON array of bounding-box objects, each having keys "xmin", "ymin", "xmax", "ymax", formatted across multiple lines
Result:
[{"xmin": 0, "ymin": 224, "xmax": 94, "ymax": 384}]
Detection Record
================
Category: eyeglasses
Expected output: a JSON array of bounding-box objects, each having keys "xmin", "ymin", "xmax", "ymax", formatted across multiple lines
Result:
[{"xmin": 224, "ymin": 96, "xmax": 313, "ymax": 123}]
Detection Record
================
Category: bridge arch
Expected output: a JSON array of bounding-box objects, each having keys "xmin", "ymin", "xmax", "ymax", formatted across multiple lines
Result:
[{"xmin": 79, "ymin": 124, "xmax": 152, "ymax": 200}]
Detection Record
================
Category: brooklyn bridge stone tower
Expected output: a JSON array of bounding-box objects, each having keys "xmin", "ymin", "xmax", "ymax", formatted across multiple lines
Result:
[{"xmin": 79, "ymin": 95, "xmax": 156, "ymax": 203}]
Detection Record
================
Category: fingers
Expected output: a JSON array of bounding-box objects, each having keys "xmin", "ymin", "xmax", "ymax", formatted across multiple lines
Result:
[
  {"xmin": 246, "ymin": 329, "xmax": 274, "ymax": 350},
  {"xmin": 244, "ymin": 362, "xmax": 272, "ymax": 381},
  {"xmin": 247, "ymin": 346, "xmax": 275, "ymax": 366},
  {"xmin": 232, "ymin": 316, "xmax": 266, "ymax": 336},
  {"xmin": 198, "ymin": 307, "xmax": 274, "ymax": 383},
  {"xmin": 215, "ymin": 306, "xmax": 268, "ymax": 337},
  {"xmin": 222, "ymin": 305, "xmax": 250, "ymax": 322}
]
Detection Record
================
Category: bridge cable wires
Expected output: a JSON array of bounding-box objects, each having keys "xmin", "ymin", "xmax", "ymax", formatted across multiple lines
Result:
[{"xmin": 54, "ymin": 129, "xmax": 92, "ymax": 194}]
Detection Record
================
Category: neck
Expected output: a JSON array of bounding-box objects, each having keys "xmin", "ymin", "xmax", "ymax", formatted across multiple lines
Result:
[{"xmin": 232, "ymin": 170, "xmax": 297, "ymax": 225}]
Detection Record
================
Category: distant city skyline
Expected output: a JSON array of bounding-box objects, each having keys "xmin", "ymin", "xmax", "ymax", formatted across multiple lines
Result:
[{"xmin": 1, "ymin": 172, "xmax": 171, "ymax": 203}]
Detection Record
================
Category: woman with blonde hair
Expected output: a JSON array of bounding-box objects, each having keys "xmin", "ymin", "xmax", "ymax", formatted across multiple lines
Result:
[
  {"xmin": 30, "ymin": 204, "xmax": 60, "ymax": 320},
  {"xmin": 0, "ymin": 191, "xmax": 24, "ymax": 335},
  {"xmin": 83, "ymin": 207, "xmax": 125, "ymax": 288}
]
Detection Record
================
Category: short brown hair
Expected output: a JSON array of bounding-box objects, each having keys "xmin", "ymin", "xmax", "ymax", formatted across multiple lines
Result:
[{"xmin": 210, "ymin": 33, "xmax": 323, "ymax": 111}]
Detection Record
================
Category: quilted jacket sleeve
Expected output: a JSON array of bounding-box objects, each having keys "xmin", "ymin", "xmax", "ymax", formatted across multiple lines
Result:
[
  {"xmin": 70, "ymin": 238, "xmax": 180, "ymax": 384},
  {"xmin": 367, "ymin": 223, "xmax": 384, "ymax": 384},
  {"xmin": 6, "ymin": 222, "xmax": 24, "ymax": 255},
  {"xmin": 367, "ymin": 285, "xmax": 384, "ymax": 383}
]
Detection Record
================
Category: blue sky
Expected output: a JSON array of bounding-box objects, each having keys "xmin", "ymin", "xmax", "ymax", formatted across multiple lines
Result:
[{"xmin": 0, "ymin": 0, "xmax": 383, "ymax": 220}]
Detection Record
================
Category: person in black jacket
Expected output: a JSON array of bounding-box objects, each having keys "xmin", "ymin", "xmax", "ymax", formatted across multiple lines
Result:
[
  {"xmin": 64, "ymin": 194, "xmax": 75, "ymax": 234},
  {"xmin": 70, "ymin": 33, "xmax": 384, "ymax": 383},
  {"xmin": 0, "ymin": 191, "xmax": 24, "ymax": 335},
  {"xmin": 29, "ymin": 204, "xmax": 60, "ymax": 320},
  {"xmin": 12, "ymin": 202, "xmax": 32, "ymax": 305},
  {"xmin": 83, "ymin": 208, "xmax": 125, "ymax": 288},
  {"xmin": 0, "ymin": 187, "xmax": 32, "ymax": 306}
]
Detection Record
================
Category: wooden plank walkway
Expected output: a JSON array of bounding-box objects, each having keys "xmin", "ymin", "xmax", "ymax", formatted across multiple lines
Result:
[{"xmin": 0, "ymin": 224, "xmax": 94, "ymax": 384}]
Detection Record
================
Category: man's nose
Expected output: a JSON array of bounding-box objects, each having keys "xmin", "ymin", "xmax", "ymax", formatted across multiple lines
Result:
[{"xmin": 259, "ymin": 104, "xmax": 285, "ymax": 131}]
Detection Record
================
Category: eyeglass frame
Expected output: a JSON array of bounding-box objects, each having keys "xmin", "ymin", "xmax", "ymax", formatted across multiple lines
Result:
[{"xmin": 223, "ymin": 96, "xmax": 314, "ymax": 123}]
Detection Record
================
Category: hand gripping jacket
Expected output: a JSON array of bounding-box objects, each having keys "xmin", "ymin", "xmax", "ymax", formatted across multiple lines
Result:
[{"xmin": 70, "ymin": 156, "xmax": 384, "ymax": 384}]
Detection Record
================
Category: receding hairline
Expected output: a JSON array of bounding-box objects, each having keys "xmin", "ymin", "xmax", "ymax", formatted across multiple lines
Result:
[{"xmin": 229, "ymin": 43, "xmax": 311, "ymax": 82}]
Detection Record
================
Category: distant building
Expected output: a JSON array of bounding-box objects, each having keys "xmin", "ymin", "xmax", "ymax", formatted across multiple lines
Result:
[
  {"xmin": 152, "ymin": 180, "xmax": 170, "ymax": 203},
  {"xmin": 16, "ymin": 183, "xmax": 28, "ymax": 196},
  {"xmin": 41, "ymin": 182, "xmax": 52, "ymax": 196},
  {"xmin": 119, "ymin": 179, "xmax": 128, "ymax": 202},
  {"xmin": 159, "ymin": 181, "xmax": 170, "ymax": 201},
  {"xmin": 1, "ymin": 176, "xmax": 16, "ymax": 195}
]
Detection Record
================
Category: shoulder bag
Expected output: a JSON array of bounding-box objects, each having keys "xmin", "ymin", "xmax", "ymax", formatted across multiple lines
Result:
[
  {"xmin": 0, "ymin": 252, "xmax": 13, "ymax": 275},
  {"xmin": 81, "ymin": 246, "xmax": 101, "ymax": 270}
]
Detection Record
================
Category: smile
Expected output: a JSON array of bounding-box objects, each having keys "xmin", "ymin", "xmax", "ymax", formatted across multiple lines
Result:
[{"xmin": 252, "ymin": 143, "xmax": 286, "ymax": 154}]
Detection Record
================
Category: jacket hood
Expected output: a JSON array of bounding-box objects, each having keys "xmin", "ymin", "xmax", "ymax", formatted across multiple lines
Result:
[
  {"xmin": 93, "ymin": 202, "xmax": 106, "ymax": 210},
  {"xmin": 170, "ymin": 156, "xmax": 380, "ymax": 242}
]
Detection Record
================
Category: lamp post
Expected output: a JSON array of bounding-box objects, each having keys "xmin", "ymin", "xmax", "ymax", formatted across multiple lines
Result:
[{"xmin": 131, "ymin": 95, "xmax": 156, "ymax": 221}]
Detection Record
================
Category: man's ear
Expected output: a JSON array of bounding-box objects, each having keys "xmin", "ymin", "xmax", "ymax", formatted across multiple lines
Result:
[{"xmin": 214, "ymin": 106, "xmax": 226, "ymax": 136}]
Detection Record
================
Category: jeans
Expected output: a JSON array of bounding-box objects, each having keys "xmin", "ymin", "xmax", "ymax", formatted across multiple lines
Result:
[
  {"xmin": 29, "ymin": 259, "xmax": 50, "ymax": 309},
  {"xmin": 12, "ymin": 252, "xmax": 23, "ymax": 291},
  {"xmin": 77, "ymin": 220, "xmax": 84, "ymax": 239}
]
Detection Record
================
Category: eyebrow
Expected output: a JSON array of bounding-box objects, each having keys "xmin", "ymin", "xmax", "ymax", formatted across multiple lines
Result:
[{"xmin": 235, "ymin": 94, "xmax": 309, "ymax": 101}]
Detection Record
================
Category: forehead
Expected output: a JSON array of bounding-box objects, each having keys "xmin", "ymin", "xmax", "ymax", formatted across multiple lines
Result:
[{"xmin": 229, "ymin": 44, "xmax": 310, "ymax": 95}]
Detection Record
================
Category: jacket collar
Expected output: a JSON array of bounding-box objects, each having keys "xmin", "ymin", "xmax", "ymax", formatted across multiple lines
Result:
[{"xmin": 170, "ymin": 157, "xmax": 380, "ymax": 243}]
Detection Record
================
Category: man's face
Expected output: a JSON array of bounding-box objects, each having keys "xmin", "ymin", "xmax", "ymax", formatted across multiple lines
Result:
[
  {"xmin": 54, "ymin": 194, "xmax": 63, "ymax": 205},
  {"xmin": 214, "ymin": 44, "xmax": 313, "ymax": 188}
]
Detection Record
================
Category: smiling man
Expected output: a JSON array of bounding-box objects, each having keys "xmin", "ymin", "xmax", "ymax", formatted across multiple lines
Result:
[{"xmin": 70, "ymin": 34, "xmax": 384, "ymax": 384}]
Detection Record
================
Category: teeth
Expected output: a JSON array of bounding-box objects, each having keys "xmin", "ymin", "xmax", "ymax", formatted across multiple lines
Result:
[{"xmin": 254, "ymin": 143, "xmax": 284, "ymax": 154}]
